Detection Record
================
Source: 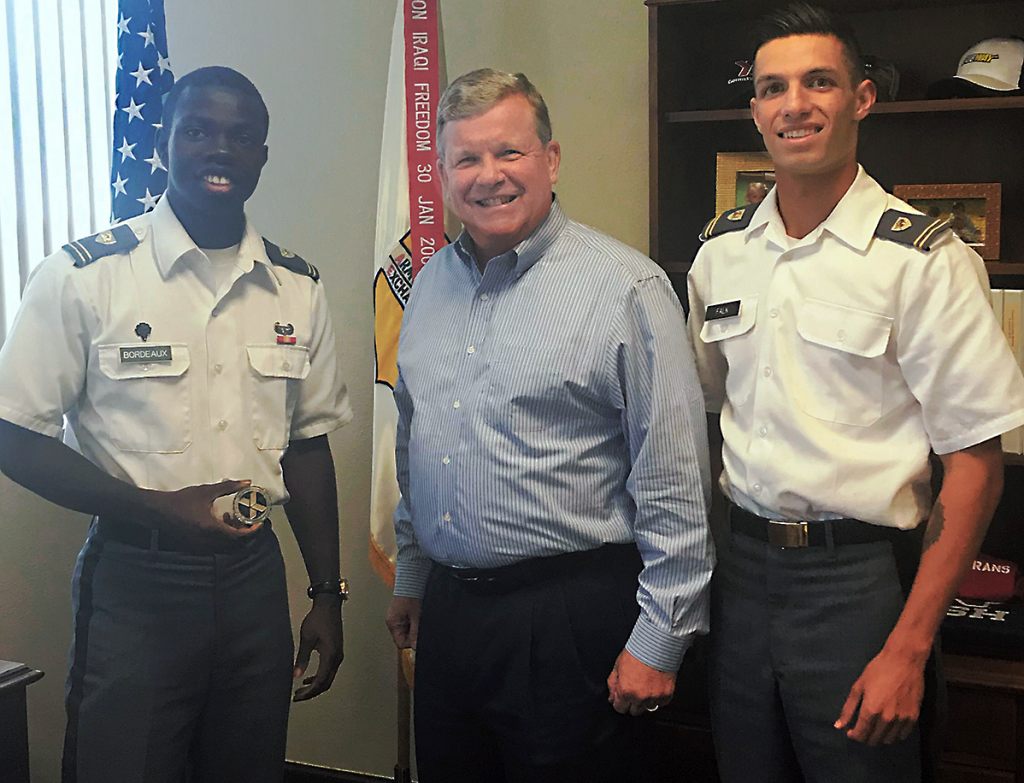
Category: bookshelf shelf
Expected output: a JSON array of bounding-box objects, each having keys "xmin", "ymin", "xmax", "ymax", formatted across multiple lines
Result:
[{"xmin": 665, "ymin": 97, "xmax": 1024, "ymax": 125}]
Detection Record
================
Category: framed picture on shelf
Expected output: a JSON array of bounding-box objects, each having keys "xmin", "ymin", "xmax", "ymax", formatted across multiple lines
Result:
[
  {"xmin": 893, "ymin": 183, "xmax": 1001, "ymax": 260},
  {"xmin": 715, "ymin": 152, "xmax": 775, "ymax": 216}
]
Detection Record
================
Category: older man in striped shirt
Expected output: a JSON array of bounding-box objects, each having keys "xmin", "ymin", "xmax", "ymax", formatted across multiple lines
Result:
[{"xmin": 385, "ymin": 68, "xmax": 714, "ymax": 783}]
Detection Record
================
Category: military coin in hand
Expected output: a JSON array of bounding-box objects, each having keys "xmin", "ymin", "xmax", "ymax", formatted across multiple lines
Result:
[{"xmin": 232, "ymin": 485, "xmax": 272, "ymax": 527}]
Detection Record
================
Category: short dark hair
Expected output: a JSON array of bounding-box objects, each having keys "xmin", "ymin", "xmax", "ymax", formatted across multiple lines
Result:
[
  {"xmin": 751, "ymin": 3, "xmax": 866, "ymax": 86},
  {"xmin": 161, "ymin": 66, "xmax": 269, "ymax": 141}
]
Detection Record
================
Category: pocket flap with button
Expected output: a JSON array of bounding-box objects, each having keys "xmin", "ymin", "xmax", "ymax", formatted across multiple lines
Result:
[
  {"xmin": 700, "ymin": 296, "xmax": 758, "ymax": 344},
  {"xmin": 797, "ymin": 299, "xmax": 892, "ymax": 358},
  {"xmin": 247, "ymin": 345, "xmax": 311, "ymax": 379},
  {"xmin": 98, "ymin": 343, "xmax": 190, "ymax": 379}
]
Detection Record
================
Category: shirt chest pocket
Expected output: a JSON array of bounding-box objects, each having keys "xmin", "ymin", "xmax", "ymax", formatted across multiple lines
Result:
[
  {"xmin": 247, "ymin": 345, "xmax": 310, "ymax": 450},
  {"xmin": 487, "ymin": 348, "xmax": 569, "ymax": 435},
  {"xmin": 96, "ymin": 344, "xmax": 191, "ymax": 453},
  {"xmin": 793, "ymin": 299, "xmax": 892, "ymax": 427},
  {"xmin": 699, "ymin": 296, "xmax": 758, "ymax": 407}
]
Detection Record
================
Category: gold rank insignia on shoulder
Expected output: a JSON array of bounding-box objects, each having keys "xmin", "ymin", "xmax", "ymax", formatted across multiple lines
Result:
[
  {"xmin": 700, "ymin": 205, "xmax": 756, "ymax": 242},
  {"xmin": 262, "ymin": 238, "xmax": 320, "ymax": 282},
  {"xmin": 875, "ymin": 209, "xmax": 952, "ymax": 252},
  {"xmin": 64, "ymin": 224, "xmax": 141, "ymax": 268}
]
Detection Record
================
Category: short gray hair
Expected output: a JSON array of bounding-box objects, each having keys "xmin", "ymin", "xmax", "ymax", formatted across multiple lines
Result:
[{"xmin": 437, "ymin": 69, "xmax": 552, "ymax": 157}]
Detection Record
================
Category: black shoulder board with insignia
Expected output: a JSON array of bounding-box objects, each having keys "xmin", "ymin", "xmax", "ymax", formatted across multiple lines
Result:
[
  {"xmin": 875, "ymin": 209, "xmax": 952, "ymax": 252},
  {"xmin": 263, "ymin": 238, "xmax": 319, "ymax": 282},
  {"xmin": 699, "ymin": 205, "xmax": 756, "ymax": 242},
  {"xmin": 64, "ymin": 224, "xmax": 140, "ymax": 268}
]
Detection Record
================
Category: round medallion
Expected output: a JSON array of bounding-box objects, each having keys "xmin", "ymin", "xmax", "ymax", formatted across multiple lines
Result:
[{"xmin": 232, "ymin": 485, "xmax": 271, "ymax": 527}]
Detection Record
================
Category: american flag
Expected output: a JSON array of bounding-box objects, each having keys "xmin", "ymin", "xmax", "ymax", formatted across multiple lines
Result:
[{"xmin": 110, "ymin": 0, "xmax": 174, "ymax": 221}]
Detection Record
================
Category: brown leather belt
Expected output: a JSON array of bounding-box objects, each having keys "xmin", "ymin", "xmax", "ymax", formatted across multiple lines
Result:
[{"xmin": 730, "ymin": 505, "xmax": 904, "ymax": 549}]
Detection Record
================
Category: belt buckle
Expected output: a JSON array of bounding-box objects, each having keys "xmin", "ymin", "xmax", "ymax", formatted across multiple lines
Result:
[{"xmin": 767, "ymin": 521, "xmax": 809, "ymax": 548}]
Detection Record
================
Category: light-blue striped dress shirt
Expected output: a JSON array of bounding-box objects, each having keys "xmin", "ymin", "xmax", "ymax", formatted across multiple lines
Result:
[{"xmin": 392, "ymin": 201, "xmax": 714, "ymax": 671}]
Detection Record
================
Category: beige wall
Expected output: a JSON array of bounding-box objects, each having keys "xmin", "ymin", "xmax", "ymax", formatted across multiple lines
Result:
[{"xmin": 0, "ymin": 0, "xmax": 648, "ymax": 778}]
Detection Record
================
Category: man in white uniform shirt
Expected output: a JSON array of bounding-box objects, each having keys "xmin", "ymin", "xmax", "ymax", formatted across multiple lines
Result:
[
  {"xmin": 687, "ymin": 5, "xmax": 1024, "ymax": 782},
  {"xmin": 0, "ymin": 67, "xmax": 352, "ymax": 782}
]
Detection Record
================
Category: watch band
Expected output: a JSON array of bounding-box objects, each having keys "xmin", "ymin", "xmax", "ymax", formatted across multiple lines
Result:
[{"xmin": 307, "ymin": 578, "xmax": 349, "ymax": 601}]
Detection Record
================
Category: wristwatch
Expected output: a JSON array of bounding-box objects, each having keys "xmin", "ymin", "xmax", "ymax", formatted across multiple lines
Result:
[{"xmin": 307, "ymin": 578, "xmax": 349, "ymax": 601}]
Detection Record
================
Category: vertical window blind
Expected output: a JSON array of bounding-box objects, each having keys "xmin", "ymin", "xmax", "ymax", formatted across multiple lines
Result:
[{"xmin": 0, "ymin": 0, "xmax": 118, "ymax": 341}]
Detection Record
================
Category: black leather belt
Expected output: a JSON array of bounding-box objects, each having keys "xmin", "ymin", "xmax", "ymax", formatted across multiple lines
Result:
[
  {"xmin": 96, "ymin": 518, "xmax": 193, "ymax": 551},
  {"xmin": 435, "ymin": 543, "xmax": 641, "ymax": 588},
  {"xmin": 730, "ymin": 505, "xmax": 903, "ymax": 548}
]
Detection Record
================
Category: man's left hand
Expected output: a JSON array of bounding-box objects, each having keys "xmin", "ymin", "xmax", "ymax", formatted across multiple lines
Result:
[
  {"xmin": 293, "ymin": 597, "xmax": 345, "ymax": 702},
  {"xmin": 835, "ymin": 647, "xmax": 925, "ymax": 745},
  {"xmin": 607, "ymin": 648, "xmax": 675, "ymax": 716}
]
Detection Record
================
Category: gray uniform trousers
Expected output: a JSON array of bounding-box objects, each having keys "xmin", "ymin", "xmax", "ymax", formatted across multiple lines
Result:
[
  {"xmin": 709, "ymin": 516, "xmax": 928, "ymax": 783},
  {"xmin": 62, "ymin": 520, "xmax": 294, "ymax": 783}
]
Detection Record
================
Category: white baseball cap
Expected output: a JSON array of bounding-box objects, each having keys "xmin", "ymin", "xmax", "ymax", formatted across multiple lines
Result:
[{"xmin": 927, "ymin": 37, "xmax": 1023, "ymax": 98}]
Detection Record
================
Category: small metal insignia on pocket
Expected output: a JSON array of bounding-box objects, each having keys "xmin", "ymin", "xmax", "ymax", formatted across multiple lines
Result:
[
  {"xmin": 275, "ymin": 322, "xmax": 296, "ymax": 344},
  {"xmin": 135, "ymin": 322, "xmax": 152, "ymax": 342}
]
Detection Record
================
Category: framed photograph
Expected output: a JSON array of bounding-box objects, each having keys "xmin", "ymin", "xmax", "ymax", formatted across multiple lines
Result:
[
  {"xmin": 716, "ymin": 152, "xmax": 775, "ymax": 216},
  {"xmin": 893, "ymin": 183, "xmax": 1001, "ymax": 260}
]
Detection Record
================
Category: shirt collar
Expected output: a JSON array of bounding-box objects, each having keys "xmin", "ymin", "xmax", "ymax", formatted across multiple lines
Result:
[
  {"xmin": 453, "ymin": 195, "xmax": 566, "ymax": 277},
  {"xmin": 817, "ymin": 165, "xmax": 888, "ymax": 251},
  {"xmin": 151, "ymin": 195, "xmax": 272, "ymax": 280},
  {"xmin": 748, "ymin": 165, "xmax": 887, "ymax": 252}
]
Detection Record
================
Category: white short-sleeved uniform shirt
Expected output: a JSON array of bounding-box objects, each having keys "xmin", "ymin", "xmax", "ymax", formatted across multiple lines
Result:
[
  {"xmin": 0, "ymin": 196, "xmax": 352, "ymax": 503},
  {"xmin": 687, "ymin": 167, "xmax": 1024, "ymax": 529}
]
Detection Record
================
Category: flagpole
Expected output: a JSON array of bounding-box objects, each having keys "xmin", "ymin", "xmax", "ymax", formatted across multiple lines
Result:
[{"xmin": 395, "ymin": 648, "xmax": 412, "ymax": 783}]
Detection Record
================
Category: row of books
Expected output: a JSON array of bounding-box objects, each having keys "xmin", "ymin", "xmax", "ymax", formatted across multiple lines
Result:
[{"xmin": 992, "ymin": 290, "xmax": 1024, "ymax": 454}]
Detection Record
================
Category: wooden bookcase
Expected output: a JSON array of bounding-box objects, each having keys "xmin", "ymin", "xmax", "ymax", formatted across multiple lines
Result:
[{"xmin": 646, "ymin": 1, "xmax": 1024, "ymax": 780}]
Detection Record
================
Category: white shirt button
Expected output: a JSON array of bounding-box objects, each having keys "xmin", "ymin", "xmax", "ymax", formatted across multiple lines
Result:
[
  {"xmin": 218, "ymin": 420, "xmax": 228, "ymax": 430},
  {"xmin": 214, "ymin": 364, "xmax": 223, "ymax": 374},
  {"xmin": 480, "ymin": 293, "xmax": 489, "ymax": 301},
  {"xmin": 759, "ymin": 427, "xmax": 767, "ymax": 437},
  {"xmin": 753, "ymin": 483, "xmax": 762, "ymax": 493},
  {"xmin": 443, "ymin": 512, "xmax": 451, "ymax": 522},
  {"xmin": 453, "ymin": 400, "xmax": 460, "ymax": 409},
  {"xmin": 763, "ymin": 366, "xmax": 772, "ymax": 378},
  {"xmin": 141, "ymin": 365, "xmax": 150, "ymax": 372},
  {"xmin": 837, "ymin": 329, "xmax": 846, "ymax": 342},
  {"xmin": 770, "ymin": 308, "xmax": 779, "ymax": 319},
  {"xmin": 442, "ymin": 456, "xmax": 450, "ymax": 465},
  {"xmin": 282, "ymin": 361, "xmax": 291, "ymax": 371},
  {"xmin": 467, "ymin": 346, "xmax": 475, "ymax": 354}
]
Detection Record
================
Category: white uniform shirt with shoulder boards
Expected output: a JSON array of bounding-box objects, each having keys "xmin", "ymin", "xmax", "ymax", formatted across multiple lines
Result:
[
  {"xmin": 0, "ymin": 195, "xmax": 352, "ymax": 503},
  {"xmin": 687, "ymin": 166, "xmax": 1024, "ymax": 529}
]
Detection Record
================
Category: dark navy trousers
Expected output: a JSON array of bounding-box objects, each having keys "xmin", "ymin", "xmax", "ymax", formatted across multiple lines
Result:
[
  {"xmin": 63, "ymin": 521, "xmax": 294, "ymax": 783},
  {"xmin": 413, "ymin": 544, "xmax": 655, "ymax": 783}
]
